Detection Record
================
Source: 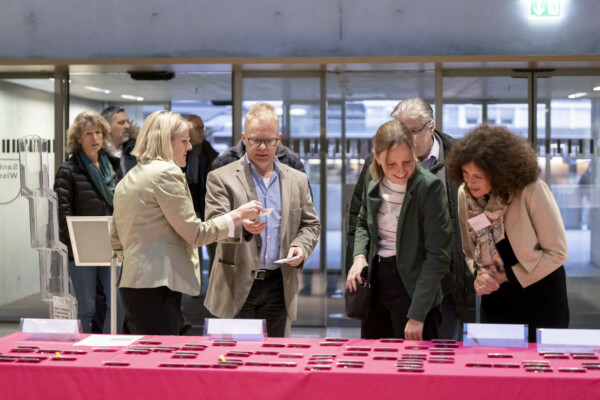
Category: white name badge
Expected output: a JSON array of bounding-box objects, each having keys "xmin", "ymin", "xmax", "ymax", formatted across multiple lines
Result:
[{"xmin": 468, "ymin": 213, "xmax": 491, "ymax": 232}]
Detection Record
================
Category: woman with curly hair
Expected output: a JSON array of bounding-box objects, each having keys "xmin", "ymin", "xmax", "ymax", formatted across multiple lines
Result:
[{"xmin": 446, "ymin": 124, "xmax": 569, "ymax": 342}]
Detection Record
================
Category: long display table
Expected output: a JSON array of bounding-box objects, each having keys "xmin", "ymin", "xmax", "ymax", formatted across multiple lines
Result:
[{"xmin": 0, "ymin": 332, "xmax": 599, "ymax": 400}]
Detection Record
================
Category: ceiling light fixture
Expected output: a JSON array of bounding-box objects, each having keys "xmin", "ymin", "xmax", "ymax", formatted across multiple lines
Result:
[
  {"xmin": 593, "ymin": 86, "xmax": 600, "ymax": 91},
  {"xmin": 567, "ymin": 92, "xmax": 587, "ymax": 99},
  {"xmin": 85, "ymin": 86, "xmax": 110, "ymax": 94},
  {"xmin": 121, "ymin": 94, "xmax": 144, "ymax": 101}
]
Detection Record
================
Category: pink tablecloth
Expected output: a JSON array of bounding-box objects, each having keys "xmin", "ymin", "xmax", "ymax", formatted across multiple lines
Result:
[{"xmin": 1, "ymin": 332, "xmax": 599, "ymax": 400}]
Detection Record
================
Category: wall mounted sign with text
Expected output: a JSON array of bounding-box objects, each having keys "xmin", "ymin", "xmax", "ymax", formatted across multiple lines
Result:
[{"xmin": 0, "ymin": 158, "xmax": 20, "ymax": 204}]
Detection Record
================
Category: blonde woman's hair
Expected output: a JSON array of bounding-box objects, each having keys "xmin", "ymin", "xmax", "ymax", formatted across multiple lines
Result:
[
  {"xmin": 65, "ymin": 111, "xmax": 111, "ymax": 155},
  {"xmin": 244, "ymin": 102, "xmax": 279, "ymax": 133},
  {"xmin": 132, "ymin": 110, "xmax": 192, "ymax": 163},
  {"xmin": 370, "ymin": 120, "xmax": 417, "ymax": 182}
]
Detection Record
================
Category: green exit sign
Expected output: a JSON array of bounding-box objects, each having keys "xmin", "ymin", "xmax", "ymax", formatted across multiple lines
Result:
[{"xmin": 530, "ymin": 0, "xmax": 561, "ymax": 19}]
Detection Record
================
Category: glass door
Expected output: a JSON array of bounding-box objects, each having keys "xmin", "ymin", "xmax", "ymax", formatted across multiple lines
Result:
[
  {"xmin": 442, "ymin": 75, "xmax": 530, "ymax": 139},
  {"xmin": 326, "ymin": 69, "xmax": 435, "ymax": 328},
  {"xmin": 242, "ymin": 73, "xmax": 326, "ymax": 327},
  {"xmin": 535, "ymin": 74, "xmax": 600, "ymax": 331}
]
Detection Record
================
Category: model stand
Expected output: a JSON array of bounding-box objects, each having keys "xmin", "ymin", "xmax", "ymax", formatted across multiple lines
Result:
[{"xmin": 18, "ymin": 135, "xmax": 77, "ymax": 320}]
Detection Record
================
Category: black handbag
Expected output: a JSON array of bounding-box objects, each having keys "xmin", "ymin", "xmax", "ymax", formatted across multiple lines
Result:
[{"xmin": 344, "ymin": 266, "xmax": 372, "ymax": 321}]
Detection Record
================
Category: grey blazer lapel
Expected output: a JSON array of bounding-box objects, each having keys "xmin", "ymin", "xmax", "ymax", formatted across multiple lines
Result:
[
  {"xmin": 236, "ymin": 157, "xmax": 259, "ymax": 202},
  {"xmin": 279, "ymin": 163, "xmax": 291, "ymax": 253}
]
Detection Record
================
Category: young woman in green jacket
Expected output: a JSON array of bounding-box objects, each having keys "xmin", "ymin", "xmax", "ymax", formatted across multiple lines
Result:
[{"xmin": 346, "ymin": 120, "xmax": 452, "ymax": 340}]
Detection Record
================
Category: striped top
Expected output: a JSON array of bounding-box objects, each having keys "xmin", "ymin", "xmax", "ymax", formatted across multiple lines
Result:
[{"xmin": 377, "ymin": 177, "xmax": 406, "ymax": 257}]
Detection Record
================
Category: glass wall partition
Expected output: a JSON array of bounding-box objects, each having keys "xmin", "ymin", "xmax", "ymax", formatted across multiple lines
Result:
[
  {"xmin": 442, "ymin": 74, "xmax": 529, "ymax": 139},
  {"xmin": 535, "ymin": 75, "xmax": 600, "ymax": 291},
  {"xmin": 326, "ymin": 69, "xmax": 436, "ymax": 326},
  {"xmin": 3, "ymin": 64, "xmax": 600, "ymax": 335},
  {"xmin": 242, "ymin": 74, "xmax": 326, "ymax": 326},
  {"xmin": 0, "ymin": 77, "xmax": 56, "ymax": 321}
]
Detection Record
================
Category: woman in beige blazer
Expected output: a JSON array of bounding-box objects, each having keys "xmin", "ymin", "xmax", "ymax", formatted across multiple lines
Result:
[
  {"xmin": 110, "ymin": 110, "xmax": 262, "ymax": 335},
  {"xmin": 446, "ymin": 124, "xmax": 569, "ymax": 342}
]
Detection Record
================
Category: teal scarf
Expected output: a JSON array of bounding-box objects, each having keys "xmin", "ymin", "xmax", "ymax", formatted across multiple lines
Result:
[{"xmin": 79, "ymin": 151, "xmax": 116, "ymax": 209}]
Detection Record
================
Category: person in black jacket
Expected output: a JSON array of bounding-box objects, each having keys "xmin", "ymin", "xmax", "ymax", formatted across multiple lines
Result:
[
  {"xmin": 346, "ymin": 98, "xmax": 476, "ymax": 340},
  {"xmin": 184, "ymin": 114, "xmax": 220, "ymax": 280},
  {"xmin": 101, "ymin": 106, "xmax": 137, "ymax": 174},
  {"xmin": 53, "ymin": 111, "xmax": 123, "ymax": 333},
  {"xmin": 184, "ymin": 115, "xmax": 219, "ymax": 222},
  {"xmin": 212, "ymin": 138, "xmax": 306, "ymax": 173}
]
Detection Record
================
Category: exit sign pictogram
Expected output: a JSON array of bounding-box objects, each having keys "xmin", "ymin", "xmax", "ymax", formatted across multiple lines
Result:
[{"xmin": 530, "ymin": 0, "xmax": 561, "ymax": 19}]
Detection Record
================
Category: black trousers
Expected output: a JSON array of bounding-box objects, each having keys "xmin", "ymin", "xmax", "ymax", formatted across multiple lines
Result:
[
  {"xmin": 236, "ymin": 269, "xmax": 287, "ymax": 337},
  {"xmin": 482, "ymin": 265, "xmax": 570, "ymax": 343},
  {"xmin": 361, "ymin": 256, "xmax": 442, "ymax": 340},
  {"xmin": 119, "ymin": 286, "xmax": 182, "ymax": 335}
]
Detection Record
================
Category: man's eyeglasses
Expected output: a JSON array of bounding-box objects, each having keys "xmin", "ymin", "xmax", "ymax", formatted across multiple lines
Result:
[
  {"xmin": 246, "ymin": 137, "xmax": 280, "ymax": 147},
  {"xmin": 410, "ymin": 121, "xmax": 432, "ymax": 135}
]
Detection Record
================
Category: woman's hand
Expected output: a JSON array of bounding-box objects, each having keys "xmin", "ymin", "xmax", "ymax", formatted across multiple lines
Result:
[
  {"xmin": 229, "ymin": 200, "xmax": 263, "ymax": 224},
  {"xmin": 404, "ymin": 319, "xmax": 424, "ymax": 341},
  {"xmin": 242, "ymin": 219, "xmax": 267, "ymax": 234},
  {"xmin": 346, "ymin": 255, "xmax": 369, "ymax": 292},
  {"xmin": 474, "ymin": 268, "xmax": 505, "ymax": 295}
]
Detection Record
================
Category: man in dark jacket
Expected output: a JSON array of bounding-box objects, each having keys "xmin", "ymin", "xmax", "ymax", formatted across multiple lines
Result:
[
  {"xmin": 99, "ymin": 106, "xmax": 136, "ymax": 333},
  {"xmin": 213, "ymin": 139, "xmax": 306, "ymax": 173},
  {"xmin": 346, "ymin": 98, "xmax": 475, "ymax": 340},
  {"xmin": 183, "ymin": 114, "xmax": 219, "ymax": 275},
  {"xmin": 101, "ymin": 106, "xmax": 137, "ymax": 174}
]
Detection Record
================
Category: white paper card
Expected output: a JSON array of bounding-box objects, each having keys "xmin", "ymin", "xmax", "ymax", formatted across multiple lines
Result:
[
  {"xmin": 274, "ymin": 255, "xmax": 301, "ymax": 264},
  {"xmin": 204, "ymin": 318, "xmax": 265, "ymax": 341},
  {"xmin": 468, "ymin": 213, "xmax": 491, "ymax": 231},
  {"xmin": 21, "ymin": 318, "xmax": 81, "ymax": 342},
  {"xmin": 52, "ymin": 296, "xmax": 72, "ymax": 320},
  {"xmin": 463, "ymin": 323, "xmax": 528, "ymax": 348},
  {"xmin": 75, "ymin": 334, "xmax": 143, "ymax": 347},
  {"xmin": 537, "ymin": 328, "xmax": 600, "ymax": 352},
  {"xmin": 259, "ymin": 208, "xmax": 273, "ymax": 217}
]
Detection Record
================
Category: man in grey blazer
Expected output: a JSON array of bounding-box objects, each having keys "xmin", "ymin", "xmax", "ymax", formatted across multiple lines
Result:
[{"xmin": 205, "ymin": 102, "xmax": 320, "ymax": 337}]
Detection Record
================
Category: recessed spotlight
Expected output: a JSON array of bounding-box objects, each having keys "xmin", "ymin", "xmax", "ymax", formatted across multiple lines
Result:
[
  {"xmin": 85, "ymin": 86, "xmax": 110, "ymax": 94},
  {"xmin": 121, "ymin": 94, "xmax": 144, "ymax": 101}
]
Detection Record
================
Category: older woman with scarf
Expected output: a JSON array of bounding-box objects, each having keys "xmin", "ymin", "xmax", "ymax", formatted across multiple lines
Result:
[
  {"xmin": 446, "ymin": 124, "xmax": 569, "ymax": 342},
  {"xmin": 54, "ymin": 111, "xmax": 123, "ymax": 333}
]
